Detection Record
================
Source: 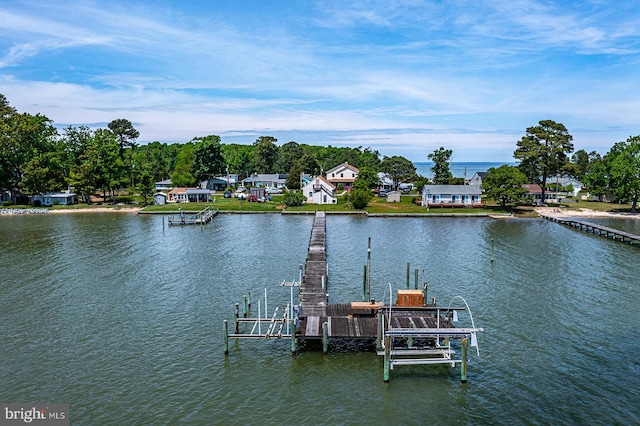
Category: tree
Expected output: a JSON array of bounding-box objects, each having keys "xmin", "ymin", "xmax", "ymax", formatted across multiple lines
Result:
[
  {"xmin": 222, "ymin": 143, "xmax": 254, "ymax": 178},
  {"xmin": 380, "ymin": 155, "xmax": 416, "ymax": 190},
  {"xmin": 353, "ymin": 167, "xmax": 378, "ymax": 190},
  {"xmin": 283, "ymin": 191, "xmax": 306, "ymax": 207},
  {"xmin": 171, "ymin": 143, "xmax": 196, "ymax": 187},
  {"xmin": 482, "ymin": 165, "xmax": 529, "ymax": 207},
  {"xmin": 276, "ymin": 141, "xmax": 303, "ymax": 173},
  {"xmin": 253, "ymin": 136, "xmax": 279, "ymax": 173},
  {"xmin": 350, "ymin": 188, "xmax": 373, "ymax": 209},
  {"xmin": 192, "ymin": 135, "xmax": 225, "ymax": 182},
  {"xmin": 428, "ymin": 147, "xmax": 453, "ymax": 184},
  {"xmin": 108, "ymin": 118, "xmax": 139, "ymax": 158},
  {"xmin": 569, "ymin": 149, "xmax": 590, "ymax": 181},
  {"xmin": 582, "ymin": 152, "xmax": 608, "ymax": 201},
  {"xmin": 606, "ymin": 136, "xmax": 640, "ymax": 212},
  {"xmin": 514, "ymin": 120, "xmax": 574, "ymax": 204}
]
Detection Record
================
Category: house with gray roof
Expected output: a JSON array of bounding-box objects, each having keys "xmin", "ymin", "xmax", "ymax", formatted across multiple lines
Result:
[{"xmin": 421, "ymin": 185, "xmax": 482, "ymax": 207}]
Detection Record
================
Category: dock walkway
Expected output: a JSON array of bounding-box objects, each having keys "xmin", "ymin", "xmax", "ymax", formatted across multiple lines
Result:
[
  {"xmin": 168, "ymin": 206, "xmax": 217, "ymax": 225},
  {"xmin": 541, "ymin": 214, "xmax": 640, "ymax": 246}
]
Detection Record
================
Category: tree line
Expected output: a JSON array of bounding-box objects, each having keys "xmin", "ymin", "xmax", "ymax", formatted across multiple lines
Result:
[{"xmin": 2, "ymin": 93, "xmax": 638, "ymax": 210}]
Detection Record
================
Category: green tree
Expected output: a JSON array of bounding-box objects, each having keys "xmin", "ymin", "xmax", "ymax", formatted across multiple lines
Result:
[
  {"xmin": 428, "ymin": 147, "xmax": 453, "ymax": 184},
  {"xmin": 283, "ymin": 191, "xmax": 306, "ymax": 207},
  {"xmin": 380, "ymin": 156, "xmax": 416, "ymax": 190},
  {"xmin": 350, "ymin": 188, "xmax": 373, "ymax": 209},
  {"xmin": 569, "ymin": 149, "xmax": 590, "ymax": 181},
  {"xmin": 285, "ymin": 163, "xmax": 304, "ymax": 190},
  {"xmin": 606, "ymin": 136, "xmax": 640, "ymax": 212},
  {"xmin": 276, "ymin": 141, "xmax": 303, "ymax": 173},
  {"xmin": 108, "ymin": 118, "xmax": 139, "ymax": 158},
  {"xmin": 582, "ymin": 152, "xmax": 608, "ymax": 201},
  {"xmin": 514, "ymin": 120, "xmax": 574, "ymax": 204},
  {"xmin": 357, "ymin": 147, "xmax": 381, "ymax": 171},
  {"xmin": 192, "ymin": 135, "xmax": 225, "ymax": 182},
  {"xmin": 137, "ymin": 168, "xmax": 156, "ymax": 206},
  {"xmin": 482, "ymin": 165, "xmax": 529, "ymax": 207},
  {"xmin": 223, "ymin": 143, "xmax": 254, "ymax": 178},
  {"xmin": 253, "ymin": 136, "xmax": 279, "ymax": 173},
  {"xmin": 171, "ymin": 143, "xmax": 196, "ymax": 187},
  {"xmin": 353, "ymin": 166, "xmax": 378, "ymax": 190}
]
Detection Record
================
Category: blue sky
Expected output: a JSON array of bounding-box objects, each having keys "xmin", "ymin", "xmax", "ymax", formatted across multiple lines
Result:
[{"xmin": 1, "ymin": 1, "xmax": 639, "ymax": 162}]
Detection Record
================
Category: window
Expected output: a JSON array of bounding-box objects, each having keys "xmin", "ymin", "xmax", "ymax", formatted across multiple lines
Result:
[{"xmin": 340, "ymin": 173, "xmax": 343, "ymax": 177}]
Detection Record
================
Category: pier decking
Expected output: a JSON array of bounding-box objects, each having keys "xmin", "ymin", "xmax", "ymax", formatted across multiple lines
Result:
[
  {"xmin": 225, "ymin": 211, "xmax": 483, "ymax": 381},
  {"xmin": 541, "ymin": 214, "xmax": 640, "ymax": 246},
  {"xmin": 168, "ymin": 206, "xmax": 217, "ymax": 225}
]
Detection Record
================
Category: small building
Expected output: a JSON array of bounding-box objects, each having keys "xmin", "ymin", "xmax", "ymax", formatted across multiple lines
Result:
[
  {"xmin": 377, "ymin": 172, "xmax": 394, "ymax": 191},
  {"xmin": 326, "ymin": 162, "xmax": 359, "ymax": 191},
  {"xmin": 30, "ymin": 192, "xmax": 77, "ymax": 206},
  {"xmin": 421, "ymin": 185, "xmax": 482, "ymax": 207},
  {"xmin": 386, "ymin": 191, "xmax": 401, "ymax": 203},
  {"xmin": 522, "ymin": 184, "xmax": 557, "ymax": 205},
  {"xmin": 302, "ymin": 176, "xmax": 337, "ymax": 204},
  {"xmin": 250, "ymin": 187, "xmax": 266, "ymax": 200},
  {"xmin": 153, "ymin": 192, "xmax": 167, "ymax": 205}
]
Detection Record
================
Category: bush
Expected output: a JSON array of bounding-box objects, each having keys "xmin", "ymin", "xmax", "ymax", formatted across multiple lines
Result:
[
  {"xmin": 351, "ymin": 188, "xmax": 373, "ymax": 209},
  {"xmin": 2, "ymin": 200, "xmax": 13, "ymax": 207},
  {"xmin": 283, "ymin": 191, "xmax": 306, "ymax": 207}
]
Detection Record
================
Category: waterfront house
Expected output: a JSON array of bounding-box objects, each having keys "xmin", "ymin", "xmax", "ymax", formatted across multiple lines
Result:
[
  {"xmin": 377, "ymin": 172, "xmax": 394, "ymax": 191},
  {"xmin": 421, "ymin": 185, "xmax": 482, "ymax": 207},
  {"xmin": 155, "ymin": 179, "xmax": 173, "ymax": 191},
  {"xmin": 168, "ymin": 188, "xmax": 211, "ymax": 203},
  {"xmin": 522, "ymin": 184, "xmax": 558, "ymax": 205},
  {"xmin": 469, "ymin": 172, "xmax": 487, "ymax": 187},
  {"xmin": 242, "ymin": 173, "xmax": 288, "ymax": 189},
  {"xmin": 326, "ymin": 162, "xmax": 359, "ymax": 190},
  {"xmin": 30, "ymin": 192, "xmax": 77, "ymax": 206},
  {"xmin": 302, "ymin": 176, "xmax": 337, "ymax": 204}
]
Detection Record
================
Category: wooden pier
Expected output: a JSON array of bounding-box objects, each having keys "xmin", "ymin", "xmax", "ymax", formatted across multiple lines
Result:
[
  {"xmin": 541, "ymin": 214, "xmax": 640, "ymax": 246},
  {"xmin": 225, "ymin": 211, "xmax": 483, "ymax": 381},
  {"xmin": 168, "ymin": 206, "xmax": 217, "ymax": 225}
]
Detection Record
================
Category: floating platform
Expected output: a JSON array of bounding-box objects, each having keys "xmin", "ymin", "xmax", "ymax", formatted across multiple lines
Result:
[{"xmin": 168, "ymin": 206, "xmax": 217, "ymax": 225}]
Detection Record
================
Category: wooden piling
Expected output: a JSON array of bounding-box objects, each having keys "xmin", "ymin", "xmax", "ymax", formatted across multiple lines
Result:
[
  {"xmin": 243, "ymin": 295, "xmax": 248, "ymax": 318},
  {"xmin": 322, "ymin": 321, "xmax": 329, "ymax": 354},
  {"xmin": 363, "ymin": 264, "xmax": 367, "ymax": 302},
  {"xmin": 223, "ymin": 320, "xmax": 229, "ymax": 355},
  {"xmin": 414, "ymin": 268, "xmax": 418, "ymax": 290},
  {"xmin": 490, "ymin": 238, "xmax": 495, "ymax": 263},
  {"xmin": 376, "ymin": 310, "xmax": 383, "ymax": 351},
  {"xmin": 461, "ymin": 337, "xmax": 468, "ymax": 383},
  {"xmin": 234, "ymin": 303, "xmax": 239, "ymax": 334},
  {"xmin": 383, "ymin": 335, "xmax": 391, "ymax": 382},
  {"xmin": 406, "ymin": 262, "xmax": 410, "ymax": 289}
]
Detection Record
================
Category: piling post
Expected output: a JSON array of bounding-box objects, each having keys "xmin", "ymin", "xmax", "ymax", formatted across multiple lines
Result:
[
  {"xmin": 223, "ymin": 320, "xmax": 229, "ymax": 355},
  {"xmin": 490, "ymin": 238, "xmax": 495, "ymax": 263},
  {"xmin": 414, "ymin": 269, "xmax": 418, "ymax": 290},
  {"xmin": 234, "ymin": 303, "xmax": 239, "ymax": 334},
  {"xmin": 383, "ymin": 334, "xmax": 391, "ymax": 382},
  {"xmin": 322, "ymin": 321, "xmax": 329, "ymax": 354},
  {"xmin": 406, "ymin": 262, "xmax": 410, "ymax": 289},
  {"xmin": 243, "ymin": 295, "xmax": 248, "ymax": 318},
  {"xmin": 291, "ymin": 319, "xmax": 297, "ymax": 355},
  {"xmin": 366, "ymin": 237, "xmax": 371, "ymax": 302},
  {"xmin": 376, "ymin": 310, "xmax": 383, "ymax": 351},
  {"xmin": 247, "ymin": 292, "xmax": 251, "ymax": 310},
  {"xmin": 461, "ymin": 337, "xmax": 468, "ymax": 383},
  {"xmin": 363, "ymin": 264, "xmax": 367, "ymax": 302}
]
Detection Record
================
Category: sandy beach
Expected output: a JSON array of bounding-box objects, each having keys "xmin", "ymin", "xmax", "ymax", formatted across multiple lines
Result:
[
  {"xmin": 1, "ymin": 207, "xmax": 142, "ymax": 216},
  {"xmin": 534, "ymin": 206, "xmax": 640, "ymax": 219}
]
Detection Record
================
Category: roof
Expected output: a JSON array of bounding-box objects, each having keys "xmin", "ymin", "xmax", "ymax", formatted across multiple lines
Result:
[
  {"xmin": 522, "ymin": 184, "xmax": 542, "ymax": 193},
  {"xmin": 423, "ymin": 185, "xmax": 482, "ymax": 195},
  {"xmin": 326, "ymin": 162, "xmax": 359, "ymax": 175}
]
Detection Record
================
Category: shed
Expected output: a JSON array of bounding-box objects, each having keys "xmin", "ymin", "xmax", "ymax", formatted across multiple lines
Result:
[
  {"xmin": 386, "ymin": 191, "xmax": 401, "ymax": 202},
  {"xmin": 153, "ymin": 192, "xmax": 167, "ymax": 205}
]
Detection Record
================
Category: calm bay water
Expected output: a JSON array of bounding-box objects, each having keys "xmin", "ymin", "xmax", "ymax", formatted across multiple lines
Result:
[{"xmin": 1, "ymin": 213, "xmax": 639, "ymax": 425}]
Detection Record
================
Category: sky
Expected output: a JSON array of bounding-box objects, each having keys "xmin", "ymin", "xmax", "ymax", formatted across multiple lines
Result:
[{"xmin": 1, "ymin": 1, "xmax": 639, "ymax": 162}]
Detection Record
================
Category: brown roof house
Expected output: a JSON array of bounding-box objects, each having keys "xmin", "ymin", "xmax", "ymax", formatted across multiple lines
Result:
[{"xmin": 326, "ymin": 162, "xmax": 359, "ymax": 190}]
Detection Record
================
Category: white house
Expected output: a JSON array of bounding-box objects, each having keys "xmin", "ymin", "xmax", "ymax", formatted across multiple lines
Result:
[
  {"xmin": 421, "ymin": 185, "xmax": 482, "ymax": 207},
  {"xmin": 242, "ymin": 173, "xmax": 288, "ymax": 189},
  {"xmin": 302, "ymin": 176, "xmax": 337, "ymax": 205},
  {"xmin": 155, "ymin": 179, "xmax": 173, "ymax": 191},
  {"xmin": 326, "ymin": 162, "xmax": 359, "ymax": 190},
  {"xmin": 30, "ymin": 192, "xmax": 77, "ymax": 206},
  {"xmin": 468, "ymin": 172, "xmax": 487, "ymax": 187}
]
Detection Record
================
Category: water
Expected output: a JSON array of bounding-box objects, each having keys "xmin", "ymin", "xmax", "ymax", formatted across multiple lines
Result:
[
  {"xmin": 415, "ymin": 162, "xmax": 516, "ymax": 179},
  {"xmin": 1, "ymin": 213, "xmax": 639, "ymax": 425}
]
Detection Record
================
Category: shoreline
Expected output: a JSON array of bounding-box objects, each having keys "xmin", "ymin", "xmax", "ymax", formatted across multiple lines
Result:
[{"xmin": 534, "ymin": 206, "xmax": 640, "ymax": 219}]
